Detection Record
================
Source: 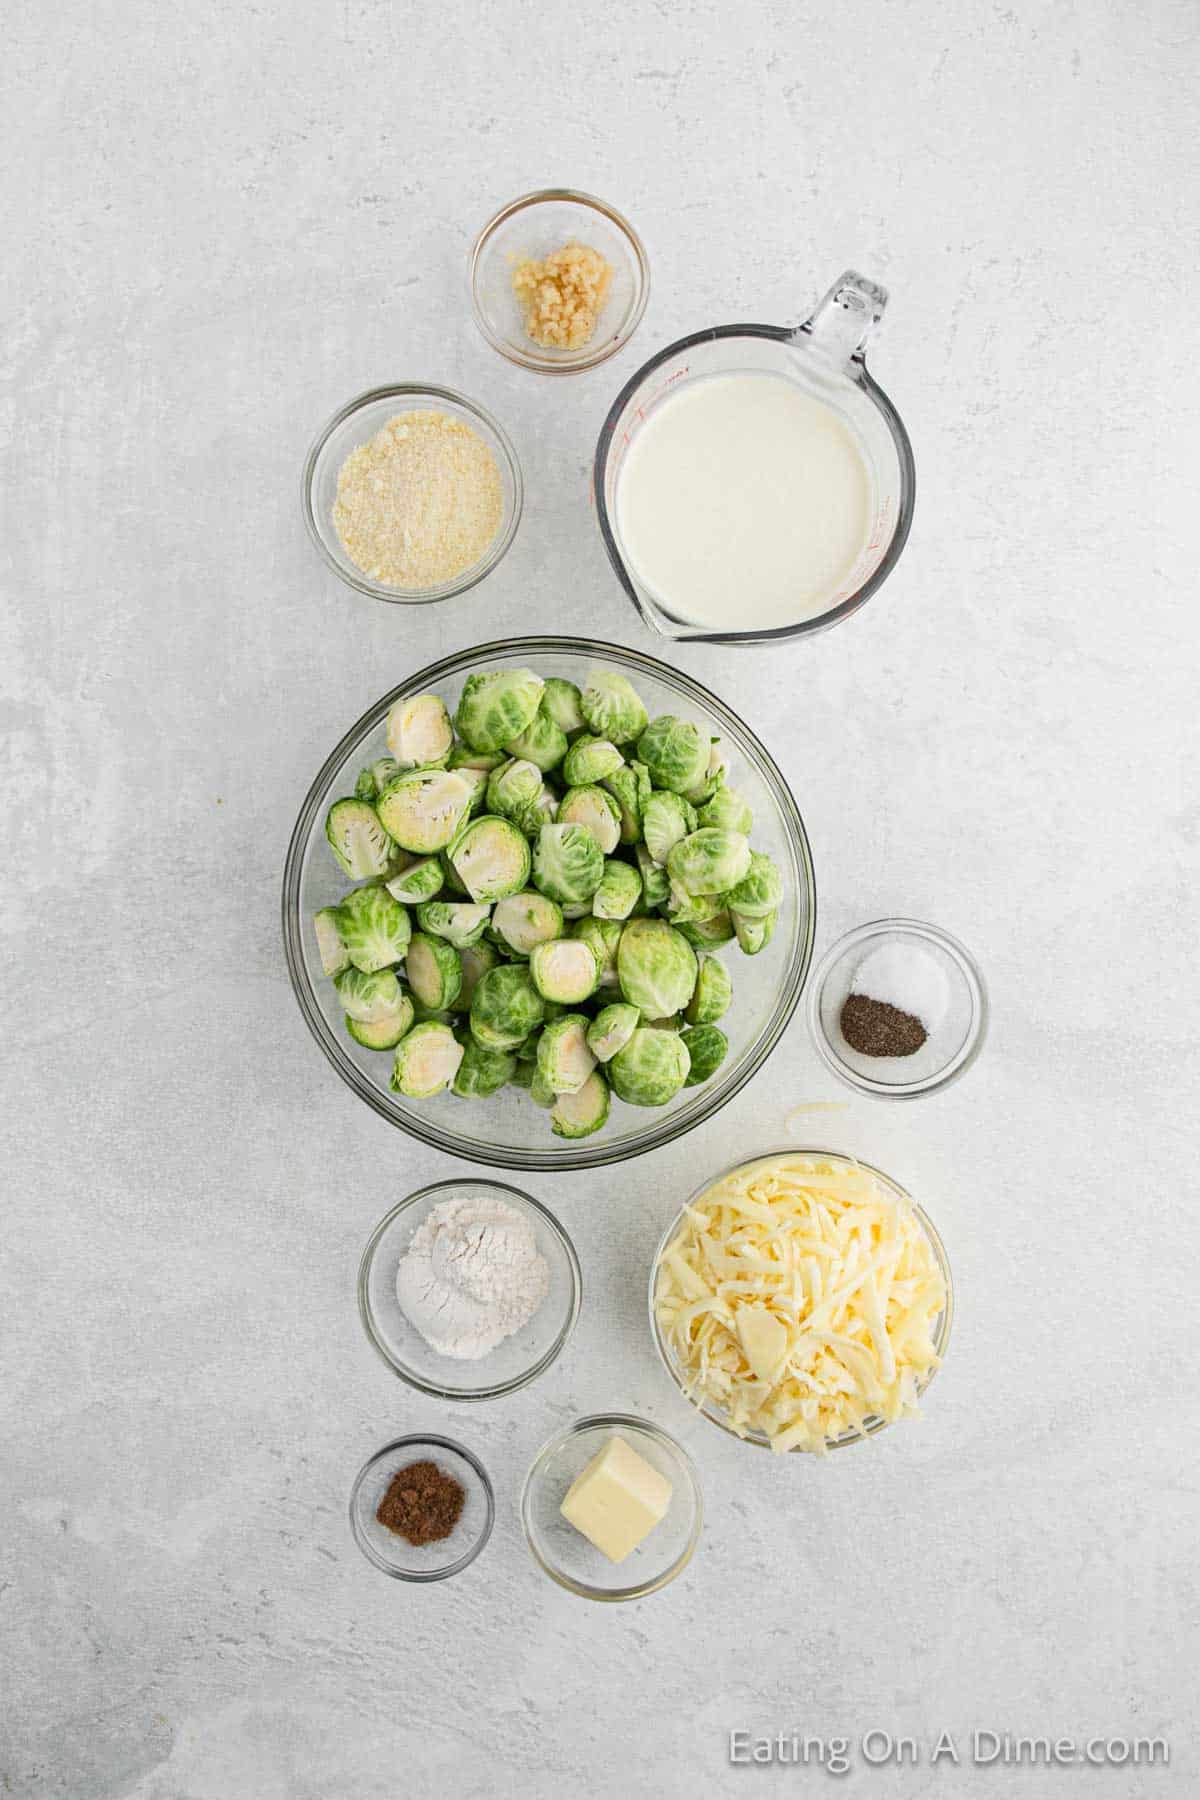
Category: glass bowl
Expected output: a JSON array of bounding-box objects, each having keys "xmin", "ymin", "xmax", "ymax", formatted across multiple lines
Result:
[
  {"xmin": 282, "ymin": 636, "xmax": 816, "ymax": 1171},
  {"xmin": 301, "ymin": 384, "xmax": 523, "ymax": 603},
  {"xmin": 521, "ymin": 1414, "xmax": 702, "ymax": 1601},
  {"xmin": 349, "ymin": 1435, "xmax": 494, "ymax": 1581},
  {"xmin": 649, "ymin": 1149, "xmax": 954, "ymax": 1453},
  {"xmin": 807, "ymin": 918, "xmax": 987, "ymax": 1098},
  {"xmin": 358, "ymin": 1179, "xmax": 581, "ymax": 1400},
  {"xmin": 469, "ymin": 190, "xmax": 649, "ymax": 374}
]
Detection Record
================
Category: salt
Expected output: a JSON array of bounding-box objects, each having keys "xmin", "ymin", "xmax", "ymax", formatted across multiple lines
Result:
[{"xmin": 850, "ymin": 942, "xmax": 949, "ymax": 1031}]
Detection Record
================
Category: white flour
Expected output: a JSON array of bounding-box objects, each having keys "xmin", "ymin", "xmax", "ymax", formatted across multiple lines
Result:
[{"xmin": 395, "ymin": 1194, "xmax": 550, "ymax": 1359}]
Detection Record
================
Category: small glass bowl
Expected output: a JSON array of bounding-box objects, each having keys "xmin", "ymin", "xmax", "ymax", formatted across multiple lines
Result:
[
  {"xmin": 358, "ymin": 1180, "xmax": 582, "ymax": 1400},
  {"xmin": 470, "ymin": 189, "xmax": 650, "ymax": 374},
  {"xmin": 650, "ymin": 1150, "xmax": 954, "ymax": 1454},
  {"xmin": 521, "ymin": 1413, "xmax": 702, "ymax": 1602},
  {"xmin": 349, "ymin": 1435, "xmax": 494, "ymax": 1581},
  {"xmin": 807, "ymin": 918, "xmax": 987, "ymax": 1099},
  {"xmin": 301, "ymin": 384, "xmax": 523, "ymax": 604}
]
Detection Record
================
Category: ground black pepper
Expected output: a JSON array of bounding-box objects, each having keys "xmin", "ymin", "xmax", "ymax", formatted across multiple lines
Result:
[
  {"xmin": 839, "ymin": 992, "xmax": 928, "ymax": 1058},
  {"xmin": 376, "ymin": 1460, "xmax": 465, "ymax": 1546}
]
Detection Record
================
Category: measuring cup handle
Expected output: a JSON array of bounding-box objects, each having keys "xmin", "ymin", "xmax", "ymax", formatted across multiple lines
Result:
[{"xmin": 794, "ymin": 271, "xmax": 888, "ymax": 368}]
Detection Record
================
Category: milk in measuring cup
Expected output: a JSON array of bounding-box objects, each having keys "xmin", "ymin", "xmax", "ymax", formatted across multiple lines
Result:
[{"xmin": 614, "ymin": 371, "xmax": 872, "ymax": 633}]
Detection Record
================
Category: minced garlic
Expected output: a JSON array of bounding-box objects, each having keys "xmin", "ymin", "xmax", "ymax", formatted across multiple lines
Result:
[
  {"xmin": 332, "ymin": 410, "xmax": 503, "ymax": 589},
  {"xmin": 511, "ymin": 241, "xmax": 613, "ymax": 351}
]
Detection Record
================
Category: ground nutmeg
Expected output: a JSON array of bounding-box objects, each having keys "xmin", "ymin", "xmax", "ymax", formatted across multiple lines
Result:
[{"xmin": 376, "ymin": 1460, "xmax": 465, "ymax": 1546}]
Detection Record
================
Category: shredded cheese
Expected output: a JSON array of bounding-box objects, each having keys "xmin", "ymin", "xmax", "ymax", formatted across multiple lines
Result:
[{"xmin": 653, "ymin": 1153, "xmax": 948, "ymax": 1454}]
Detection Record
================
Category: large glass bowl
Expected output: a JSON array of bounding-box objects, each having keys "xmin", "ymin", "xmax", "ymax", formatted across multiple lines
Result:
[{"xmin": 282, "ymin": 637, "xmax": 816, "ymax": 1171}]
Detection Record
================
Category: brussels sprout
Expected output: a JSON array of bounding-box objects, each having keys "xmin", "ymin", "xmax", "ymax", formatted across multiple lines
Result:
[
  {"xmin": 561, "ymin": 734, "xmax": 624, "ymax": 787},
  {"xmin": 325, "ymin": 797, "xmax": 397, "ymax": 880},
  {"xmin": 603, "ymin": 760, "xmax": 650, "ymax": 844},
  {"xmin": 529, "ymin": 937, "xmax": 599, "ymax": 1005},
  {"xmin": 313, "ymin": 907, "xmax": 350, "ymax": 977},
  {"xmin": 616, "ymin": 918, "xmax": 698, "ymax": 1017},
  {"xmin": 346, "ymin": 997, "xmax": 414, "ymax": 1051},
  {"xmin": 680, "ymin": 1024, "xmax": 728, "ymax": 1085},
  {"xmin": 541, "ymin": 677, "xmax": 586, "ymax": 735},
  {"xmin": 642, "ymin": 790, "xmax": 694, "ymax": 866},
  {"xmin": 678, "ymin": 910, "xmax": 736, "ymax": 950},
  {"xmin": 457, "ymin": 939, "xmax": 499, "ymax": 1010},
  {"xmin": 415, "ymin": 901, "xmax": 490, "ymax": 948},
  {"xmin": 579, "ymin": 670, "xmax": 649, "ymax": 745},
  {"xmin": 408, "ymin": 1000, "xmax": 457, "ymax": 1027},
  {"xmin": 335, "ymin": 884, "xmax": 412, "ymax": 972},
  {"xmin": 385, "ymin": 856, "xmax": 446, "ymax": 905},
  {"xmin": 447, "ymin": 814, "xmax": 532, "ymax": 902},
  {"xmin": 405, "ymin": 932, "xmax": 463, "ymax": 1011},
  {"xmin": 491, "ymin": 890, "xmax": 564, "ymax": 957},
  {"xmin": 505, "ymin": 709, "xmax": 569, "ymax": 773},
  {"xmin": 452, "ymin": 1036, "xmax": 517, "ymax": 1099},
  {"xmin": 447, "ymin": 745, "xmax": 506, "ymax": 774},
  {"xmin": 333, "ymin": 966, "xmax": 405, "ymax": 1024},
  {"xmin": 608, "ymin": 1027, "xmax": 691, "ymax": 1106},
  {"xmin": 509, "ymin": 1058, "xmax": 536, "ymax": 1090},
  {"xmin": 572, "ymin": 916, "xmax": 623, "ymax": 988},
  {"xmin": 470, "ymin": 963, "xmax": 547, "ymax": 1051},
  {"xmin": 455, "ymin": 765, "xmax": 490, "ymax": 817},
  {"xmin": 355, "ymin": 756, "xmax": 401, "ymax": 801},
  {"xmin": 537, "ymin": 1013, "xmax": 597, "ymax": 1094},
  {"xmin": 455, "ymin": 669, "xmax": 544, "ymax": 753},
  {"xmin": 376, "ymin": 768, "xmax": 473, "ymax": 854},
  {"xmin": 698, "ymin": 784, "xmax": 753, "ymax": 835},
  {"xmin": 386, "ymin": 693, "xmax": 454, "ymax": 768},
  {"xmin": 726, "ymin": 852, "xmax": 784, "ymax": 920},
  {"xmin": 667, "ymin": 828, "xmax": 752, "ymax": 897},
  {"xmin": 439, "ymin": 849, "xmax": 469, "ymax": 896},
  {"xmin": 560, "ymin": 900, "xmax": 593, "ymax": 920},
  {"xmin": 390, "ymin": 1022, "xmax": 464, "ymax": 1098},
  {"xmin": 551, "ymin": 1070, "xmax": 611, "ymax": 1139},
  {"xmin": 586, "ymin": 1002, "xmax": 640, "ymax": 1063},
  {"xmin": 529, "ymin": 1068, "xmax": 557, "ymax": 1109},
  {"xmin": 636, "ymin": 715, "xmax": 710, "ymax": 794},
  {"xmin": 634, "ymin": 843, "xmax": 671, "ymax": 910},
  {"xmin": 487, "ymin": 758, "xmax": 545, "ymax": 825},
  {"xmin": 592, "ymin": 858, "xmax": 642, "ymax": 921},
  {"xmin": 665, "ymin": 884, "xmax": 726, "ymax": 926},
  {"xmin": 732, "ymin": 908, "xmax": 777, "ymax": 956},
  {"xmin": 532, "ymin": 822, "xmax": 604, "ymax": 905},
  {"xmin": 556, "ymin": 785, "xmax": 622, "ymax": 856},
  {"xmin": 683, "ymin": 742, "xmax": 728, "ymax": 806}
]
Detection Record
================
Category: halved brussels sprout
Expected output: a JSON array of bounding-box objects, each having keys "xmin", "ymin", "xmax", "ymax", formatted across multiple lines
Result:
[
  {"xmin": 335, "ymin": 884, "xmax": 412, "ymax": 972},
  {"xmin": 376, "ymin": 768, "xmax": 473, "ymax": 853},
  {"xmin": 405, "ymin": 931, "xmax": 463, "ymax": 1011},
  {"xmin": 333, "ymin": 966, "xmax": 405, "ymax": 1024},
  {"xmin": 457, "ymin": 940, "xmax": 499, "ymax": 1010},
  {"xmin": 313, "ymin": 907, "xmax": 350, "ymax": 977},
  {"xmin": 616, "ymin": 918, "xmax": 698, "ymax": 1017},
  {"xmin": 529, "ymin": 937, "xmax": 599, "ymax": 1004},
  {"xmin": 556, "ymin": 785, "xmax": 622, "ymax": 856},
  {"xmin": 551, "ymin": 1070, "xmax": 611, "ymax": 1139},
  {"xmin": 447, "ymin": 745, "xmax": 506, "ymax": 774},
  {"xmin": 642, "ymin": 790, "xmax": 694, "ymax": 866},
  {"xmin": 634, "ymin": 843, "xmax": 671, "ymax": 910},
  {"xmin": 726, "ymin": 851, "xmax": 783, "ymax": 919},
  {"xmin": 456, "ymin": 765, "xmax": 490, "ymax": 817},
  {"xmin": 346, "ymin": 997, "xmax": 414, "ymax": 1051},
  {"xmin": 469, "ymin": 963, "xmax": 547, "ymax": 1051},
  {"xmin": 572, "ymin": 916, "xmax": 623, "ymax": 988},
  {"xmin": 676, "ymin": 911, "xmax": 736, "ymax": 949},
  {"xmin": 415, "ymin": 901, "xmax": 490, "ymax": 948},
  {"xmin": 608, "ymin": 1027, "xmax": 691, "ymax": 1106},
  {"xmin": 386, "ymin": 693, "xmax": 454, "ymax": 769},
  {"xmin": 447, "ymin": 814, "xmax": 532, "ymax": 902},
  {"xmin": 506, "ymin": 709, "xmax": 569, "ymax": 772},
  {"xmin": 665, "ymin": 885, "xmax": 726, "ymax": 926},
  {"xmin": 592, "ymin": 858, "xmax": 642, "ymax": 921},
  {"xmin": 698, "ymin": 784, "xmax": 753, "ymax": 835},
  {"xmin": 385, "ymin": 856, "xmax": 446, "ymax": 905},
  {"xmin": 586, "ymin": 1002, "xmax": 640, "ymax": 1063},
  {"xmin": 541, "ymin": 677, "xmax": 586, "ymax": 735},
  {"xmin": 355, "ymin": 756, "xmax": 401, "ymax": 801},
  {"xmin": 685, "ymin": 956, "xmax": 734, "ymax": 1023},
  {"xmin": 455, "ymin": 669, "xmax": 544, "ymax": 753},
  {"xmin": 529, "ymin": 1068, "xmax": 557, "ymax": 1109},
  {"xmin": 537, "ymin": 1013, "xmax": 597, "ymax": 1094},
  {"xmin": 680, "ymin": 1024, "xmax": 728, "ymax": 1085},
  {"xmin": 603, "ymin": 760, "xmax": 650, "ymax": 843},
  {"xmin": 325, "ymin": 797, "xmax": 397, "ymax": 880},
  {"xmin": 390, "ymin": 1022, "xmax": 464, "ymax": 1098},
  {"xmin": 683, "ymin": 742, "xmax": 728, "ymax": 807},
  {"xmin": 439, "ymin": 849, "xmax": 469, "ymax": 896},
  {"xmin": 561, "ymin": 734, "xmax": 624, "ymax": 787},
  {"xmin": 491, "ymin": 890, "xmax": 564, "ymax": 957},
  {"xmin": 667, "ymin": 827, "xmax": 752, "ymax": 897},
  {"xmin": 532, "ymin": 822, "xmax": 604, "ymax": 905},
  {"xmin": 452, "ymin": 1036, "xmax": 517, "ymax": 1098},
  {"xmin": 636, "ymin": 715, "xmax": 710, "ymax": 795},
  {"xmin": 732, "ymin": 908, "xmax": 777, "ymax": 956},
  {"xmin": 580, "ymin": 670, "xmax": 649, "ymax": 745},
  {"xmin": 487, "ymin": 758, "xmax": 545, "ymax": 825}
]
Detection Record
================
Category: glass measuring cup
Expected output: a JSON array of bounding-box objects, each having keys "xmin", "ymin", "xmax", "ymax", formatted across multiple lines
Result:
[{"xmin": 593, "ymin": 272, "xmax": 914, "ymax": 644}]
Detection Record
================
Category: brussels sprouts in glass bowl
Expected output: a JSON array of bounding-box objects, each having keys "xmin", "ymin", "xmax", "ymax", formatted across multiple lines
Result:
[{"xmin": 282, "ymin": 638, "xmax": 816, "ymax": 1171}]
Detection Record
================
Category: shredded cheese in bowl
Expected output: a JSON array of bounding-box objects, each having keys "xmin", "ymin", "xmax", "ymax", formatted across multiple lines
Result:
[{"xmin": 651, "ymin": 1151, "xmax": 951, "ymax": 1454}]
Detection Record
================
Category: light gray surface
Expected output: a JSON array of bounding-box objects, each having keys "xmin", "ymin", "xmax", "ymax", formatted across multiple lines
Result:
[{"xmin": 3, "ymin": 2, "xmax": 1197, "ymax": 1795}]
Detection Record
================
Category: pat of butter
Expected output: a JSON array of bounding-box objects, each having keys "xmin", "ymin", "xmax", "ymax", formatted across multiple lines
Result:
[
  {"xmin": 736, "ymin": 1304, "xmax": 790, "ymax": 1385},
  {"xmin": 560, "ymin": 1434, "xmax": 673, "ymax": 1565}
]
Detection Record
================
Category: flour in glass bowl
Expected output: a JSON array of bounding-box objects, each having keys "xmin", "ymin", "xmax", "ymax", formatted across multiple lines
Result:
[{"xmin": 394, "ymin": 1194, "xmax": 550, "ymax": 1359}]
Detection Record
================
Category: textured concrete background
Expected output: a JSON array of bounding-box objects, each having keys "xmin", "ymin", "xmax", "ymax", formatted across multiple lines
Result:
[{"xmin": 3, "ymin": 1, "xmax": 1198, "ymax": 1795}]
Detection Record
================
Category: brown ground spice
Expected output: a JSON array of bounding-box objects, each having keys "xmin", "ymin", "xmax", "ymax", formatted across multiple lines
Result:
[
  {"xmin": 376, "ymin": 1459, "xmax": 465, "ymax": 1546},
  {"xmin": 840, "ymin": 992, "xmax": 928, "ymax": 1058}
]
